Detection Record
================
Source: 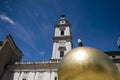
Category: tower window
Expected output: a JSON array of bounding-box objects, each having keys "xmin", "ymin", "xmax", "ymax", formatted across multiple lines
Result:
[
  {"xmin": 60, "ymin": 51, "xmax": 64, "ymax": 57},
  {"xmin": 2, "ymin": 52, "xmax": 5, "ymax": 55},
  {"xmin": 61, "ymin": 30, "xmax": 64, "ymax": 35},
  {"xmin": 112, "ymin": 56, "xmax": 116, "ymax": 58},
  {"xmin": 55, "ymin": 77, "xmax": 57, "ymax": 80}
]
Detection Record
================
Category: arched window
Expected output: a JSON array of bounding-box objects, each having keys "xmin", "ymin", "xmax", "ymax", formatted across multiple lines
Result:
[
  {"xmin": 61, "ymin": 30, "xmax": 64, "ymax": 35},
  {"xmin": 55, "ymin": 77, "xmax": 57, "ymax": 80},
  {"xmin": 22, "ymin": 72, "xmax": 28, "ymax": 80},
  {"xmin": 60, "ymin": 51, "xmax": 64, "ymax": 57}
]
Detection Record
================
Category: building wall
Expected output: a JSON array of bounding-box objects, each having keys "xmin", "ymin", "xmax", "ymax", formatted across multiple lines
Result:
[
  {"xmin": 0, "ymin": 35, "xmax": 23, "ymax": 79},
  {"xmin": 1, "ymin": 60, "xmax": 59, "ymax": 80},
  {"xmin": 54, "ymin": 26, "xmax": 70, "ymax": 37},
  {"xmin": 12, "ymin": 71, "xmax": 57, "ymax": 80},
  {"xmin": 52, "ymin": 41, "xmax": 72, "ymax": 59},
  {"xmin": 106, "ymin": 52, "xmax": 120, "ymax": 72},
  {"xmin": 116, "ymin": 63, "xmax": 120, "ymax": 71}
]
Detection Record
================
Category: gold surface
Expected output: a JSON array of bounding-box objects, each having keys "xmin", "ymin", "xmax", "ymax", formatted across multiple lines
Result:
[{"xmin": 58, "ymin": 47, "xmax": 120, "ymax": 80}]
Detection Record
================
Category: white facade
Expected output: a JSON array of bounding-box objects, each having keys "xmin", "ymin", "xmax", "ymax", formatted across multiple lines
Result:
[
  {"xmin": 12, "ymin": 70, "xmax": 57, "ymax": 80},
  {"xmin": 2, "ymin": 60, "xmax": 59, "ymax": 80},
  {"xmin": 54, "ymin": 26, "xmax": 71, "ymax": 36},
  {"xmin": 51, "ymin": 15, "xmax": 72, "ymax": 59}
]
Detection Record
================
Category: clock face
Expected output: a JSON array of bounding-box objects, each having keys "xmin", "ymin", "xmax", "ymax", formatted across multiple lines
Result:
[
  {"xmin": 60, "ymin": 20, "xmax": 65, "ymax": 24},
  {"xmin": 117, "ymin": 37, "xmax": 120, "ymax": 47}
]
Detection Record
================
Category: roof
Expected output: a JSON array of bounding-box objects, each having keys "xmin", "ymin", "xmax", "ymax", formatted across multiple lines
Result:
[
  {"xmin": 105, "ymin": 51, "xmax": 120, "ymax": 56},
  {"xmin": 1, "ymin": 34, "xmax": 23, "ymax": 57}
]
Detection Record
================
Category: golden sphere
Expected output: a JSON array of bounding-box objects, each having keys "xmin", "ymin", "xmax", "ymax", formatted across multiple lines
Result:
[{"xmin": 58, "ymin": 47, "xmax": 120, "ymax": 80}]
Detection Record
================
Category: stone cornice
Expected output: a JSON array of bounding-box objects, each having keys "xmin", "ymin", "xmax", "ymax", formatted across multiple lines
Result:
[
  {"xmin": 58, "ymin": 47, "xmax": 66, "ymax": 51},
  {"xmin": 55, "ymin": 24, "xmax": 71, "ymax": 28},
  {"xmin": 112, "ymin": 59, "xmax": 120, "ymax": 63},
  {"xmin": 7, "ymin": 62, "xmax": 59, "ymax": 71},
  {"xmin": 53, "ymin": 36, "xmax": 72, "ymax": 42},
  {"xmin": 105, "ymin": 51, "xmax": 120, "ymax": 56}
]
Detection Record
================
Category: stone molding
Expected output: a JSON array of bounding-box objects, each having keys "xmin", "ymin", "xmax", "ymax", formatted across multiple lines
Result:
[
  {"xmin": 58, "ymin": 47, "xmax": 66, "ymax": 51},
  {"xmin": 55, "ymin": 24, "xmax": 71, "ymax": 28},
  {"xmin": 53, "ymin": 36, "xmax": 72, "ymax": 42},
  {"xmin": 8, "ymin": 62, "xmax": 59, "ymax": 71}
]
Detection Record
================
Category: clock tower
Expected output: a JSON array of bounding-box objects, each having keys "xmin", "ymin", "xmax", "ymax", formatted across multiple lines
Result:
[{"xmin": 51, "ymin": 15, "xmax": 72, "ymax": 59}]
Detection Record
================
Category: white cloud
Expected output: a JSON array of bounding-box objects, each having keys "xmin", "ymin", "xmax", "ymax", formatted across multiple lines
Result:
[
  {"xmin": 39, "ymin": 51, "xmax": 45, "ymax": 55},
  {"xmin": 10, "ymin": 22, "xmax": 34, "ymax": 47},
  {"xmin": 9, "ymin": 22, "xmax": 42, "ymax": 57},
  {"xmin": 34, "ymin": 12, "xmax": 38, "ymax": 17},
  {"xmin": 0, "ymin": 14, "xmax": 15, "ymax": 25}
]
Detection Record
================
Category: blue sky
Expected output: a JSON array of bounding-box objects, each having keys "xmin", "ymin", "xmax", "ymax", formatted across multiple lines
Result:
[{"xmin": 0, "ymin": 0, "xmax": 120, "ymax": 61}]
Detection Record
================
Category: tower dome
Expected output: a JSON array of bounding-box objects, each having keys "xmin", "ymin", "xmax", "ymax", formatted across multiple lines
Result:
[{"xmin": 58, "ymin": 47, "xmax": 120, "ymax": 80}]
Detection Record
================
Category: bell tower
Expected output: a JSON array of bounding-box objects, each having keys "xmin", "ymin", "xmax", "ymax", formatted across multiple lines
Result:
[{"xmin": 51, "ymin": 15, "xmax": 72, "ymax": 59}]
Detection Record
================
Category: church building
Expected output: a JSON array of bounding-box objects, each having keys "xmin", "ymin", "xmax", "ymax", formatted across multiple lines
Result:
[{"xmin": 0, "ymin": 15, "xmax": 120, "ymax": 80}]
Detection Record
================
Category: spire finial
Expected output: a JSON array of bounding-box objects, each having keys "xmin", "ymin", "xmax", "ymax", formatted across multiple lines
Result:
[
  {"xmin": 61, "ymin": 14, "xmax": 65, "ymax": 18},
  {"xmin": 61, "ymin": 14, "xmax": 66, "ymax": 19}
]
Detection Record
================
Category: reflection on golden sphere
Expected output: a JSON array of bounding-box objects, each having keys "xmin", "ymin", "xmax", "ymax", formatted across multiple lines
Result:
[{"xmin": 58, "ymin": 47, "xmax": 120, "ymax": 80}]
